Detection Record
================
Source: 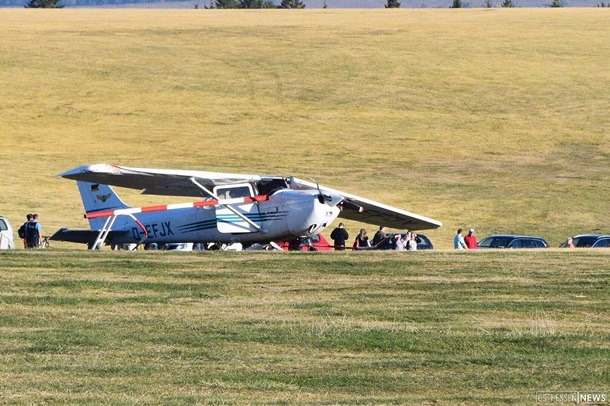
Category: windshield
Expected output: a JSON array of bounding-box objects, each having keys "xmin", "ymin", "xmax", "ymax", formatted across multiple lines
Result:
[
  {"xmin": 256, "ymin": 179, "xmax": 288, "ymax": 196},
  {"xmin": 478, "ymin": 236, "xmax": 513, "ymax": 248},
  {"xmin": 572, "ymin": 236, "xmax": 599, "ymax": 248}
]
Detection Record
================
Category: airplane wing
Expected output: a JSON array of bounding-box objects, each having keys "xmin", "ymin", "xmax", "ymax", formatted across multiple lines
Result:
[
  {"xmin": 59, "ymin": 164, "xmax": 442, "ymax": 231},
  {"xmin": 289, "ymin": 178, "xmax": 442, "ymax": 231},
  {"xmin": 59, "ymin": 164, "xmax": 281, "ymax": 197}
]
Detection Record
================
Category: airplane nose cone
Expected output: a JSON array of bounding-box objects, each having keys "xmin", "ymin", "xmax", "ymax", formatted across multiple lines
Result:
[{"xmin": 287, "ymin": 190, "xmax": 342, "ymax": 237}]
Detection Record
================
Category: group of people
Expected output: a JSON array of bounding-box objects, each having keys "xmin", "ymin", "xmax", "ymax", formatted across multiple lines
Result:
[
  {"xmin": 454, "ymin": 228, "xmax": 477, "ymax": 250},
  {"xmin": 330, "ymin": 223, "xmax": 480, "ymax": 251},
  {"xmin": 17, "ymin": 213, "xmax": 43, "ymax": 249},
  {"xmin": 330, "ymin": 224, "xmax": 420, "ymax": 251}
]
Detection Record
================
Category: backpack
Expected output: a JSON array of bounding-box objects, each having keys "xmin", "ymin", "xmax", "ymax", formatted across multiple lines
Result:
[
  {"xmin": 18, "ymin": 223, "xmax": 26, "ymax": 239},
  {"xmin": 25, "ymin": 221, "xmax": 39, "ymax": 242}
]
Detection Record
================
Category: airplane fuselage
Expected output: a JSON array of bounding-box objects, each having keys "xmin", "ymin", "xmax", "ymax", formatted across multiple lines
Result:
[{"xmin": 104, "ymin": 189, "xmax": 341, "ymax": 246}]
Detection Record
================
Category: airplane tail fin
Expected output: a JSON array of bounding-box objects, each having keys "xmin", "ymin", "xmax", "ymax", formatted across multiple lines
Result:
[{"xmin": 76, "ymin": 181, "xmax": 131, "ymax": 230}]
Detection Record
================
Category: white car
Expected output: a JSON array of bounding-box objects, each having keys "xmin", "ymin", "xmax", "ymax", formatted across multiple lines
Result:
[
  {"xmin": 163, "ymin": 242, "xmax": 194, "ymax": 251},
  {"xmin": 0, "ymin": 216, "xmax": 15, "ymax": 249},
  {"xmin": 163, "ymin": 242, "xmax": 243, "ymax": 251}
]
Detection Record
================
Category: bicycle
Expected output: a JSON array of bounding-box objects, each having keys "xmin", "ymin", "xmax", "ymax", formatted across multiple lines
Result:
[{"xmin": 39, "ymin": 236, "xmax": 49, "ymax": 249}]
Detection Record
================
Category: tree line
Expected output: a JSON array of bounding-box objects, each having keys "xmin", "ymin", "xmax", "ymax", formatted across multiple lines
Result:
[
  {"xmin": 202, "ymin": 0, "xmax": 304, "ymax": 7},
  {"xmin": 14, "ymin": 0, "xmax": 607, "ymax": 9},
  {"xmin": 15, "ymin": 0, "xmax": 306, "ymax": 7}
]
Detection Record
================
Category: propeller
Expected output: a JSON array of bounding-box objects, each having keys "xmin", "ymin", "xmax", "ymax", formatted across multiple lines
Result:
[{"xmin": 310, "ymin": 177, "xmax": 343, "ymax": 207}]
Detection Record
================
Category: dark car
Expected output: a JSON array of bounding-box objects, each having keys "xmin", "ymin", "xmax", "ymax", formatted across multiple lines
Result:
[
  {"xmin": 560, "ymin": 234, "xmax": 610, "ymax": 248},
  {"xmin": 372, "ymin": 232, "xmax": 434, "ymax": 250},
  {"xmin": 477, "ymin": 234, "xmax": 549, "ymax": 249},
  {"xmin": 410, "ymin": 233, "xmax": 434, "ymax": 250}
]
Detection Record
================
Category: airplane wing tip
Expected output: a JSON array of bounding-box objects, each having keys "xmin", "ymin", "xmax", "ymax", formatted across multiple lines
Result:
[{"xmin": 58, "ymin": 163, "xmax": 120, "ymax": 179}]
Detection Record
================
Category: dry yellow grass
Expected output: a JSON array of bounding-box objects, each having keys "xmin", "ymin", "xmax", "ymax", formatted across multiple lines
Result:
[{"xmin": 1, "ymin": 9, "xmax": 609, "ymax": 248}]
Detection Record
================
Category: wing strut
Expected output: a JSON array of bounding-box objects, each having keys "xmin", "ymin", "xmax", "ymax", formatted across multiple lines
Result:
[
  {"xmin": 90, "ymin": 213, "xmax": 148, "ymax": 250},
  {"xmin": 189, "ymin": 177, "xmax": 267, "ymax": 235}
]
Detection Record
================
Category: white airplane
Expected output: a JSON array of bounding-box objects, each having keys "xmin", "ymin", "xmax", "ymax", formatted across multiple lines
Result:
[{"xmin": 50, "ymin": 164, "xmax": 442, "ymax": 250}]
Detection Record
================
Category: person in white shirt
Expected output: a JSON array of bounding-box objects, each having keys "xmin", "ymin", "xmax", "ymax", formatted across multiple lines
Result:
[{"xmin": 407, "ymin": 233, "xmax": 418, "ymax": 251}]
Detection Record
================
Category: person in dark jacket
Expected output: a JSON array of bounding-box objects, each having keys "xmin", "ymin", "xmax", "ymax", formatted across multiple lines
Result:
[
  {"xmin": 18, "ymin": 214, "xmax": 33, "ymax": 249},
  {"xmin": 372, "ymin": 225, "xmax": 389, "ymax": 249},
  {"xmin": 25, "ymin": 213, "xmax": 42, "ymax": 249},
  {"xmin": 353, "ymin": 228, "xmax": 371, "ymax": 250},
  {"xmin": 330, "ymin": 223, "xmax": 349, "ymax": 251}
]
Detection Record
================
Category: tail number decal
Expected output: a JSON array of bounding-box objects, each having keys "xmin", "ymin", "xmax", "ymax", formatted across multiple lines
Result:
[{"xmin": 131, "ymin": 221, "xmax": 174, "ymax": 240}]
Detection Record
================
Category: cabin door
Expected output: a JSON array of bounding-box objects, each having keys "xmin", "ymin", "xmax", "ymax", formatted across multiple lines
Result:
[{"xmin": 213, "ymin": 184, "xmax": 262, "ymax": 233}]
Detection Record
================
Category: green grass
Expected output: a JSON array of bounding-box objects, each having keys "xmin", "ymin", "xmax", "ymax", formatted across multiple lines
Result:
[
  {"xmin": 0, "ymin": 250, "xmax": 609, "ymax": 404},
  {"xmin": 1, "ymin": 9, "xmax": 610, "ymax": 248}
]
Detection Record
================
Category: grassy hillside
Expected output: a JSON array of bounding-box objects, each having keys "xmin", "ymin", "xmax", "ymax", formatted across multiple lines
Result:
[
  {"xmin": 1, "ymin": 9, "xmax": 609, "ymax": 248},
  {"xmin": 0, "ymin": 249, "xmax": 608, "ymax": 404}
]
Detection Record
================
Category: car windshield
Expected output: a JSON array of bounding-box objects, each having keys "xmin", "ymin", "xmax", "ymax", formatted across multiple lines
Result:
[
  {"xmin": 416, "ymin": 235, "xmax": 430, "ymax": 244},
  {"xmin": 478, "ymin": 236, "xmax": 513, "ymax": 248},
  {"xmin": 0, "ymin": 219, "xmax": 7, "ymax": 231},
  {"xmin": 572, "ymin": 236, "xmax": 599, "ymax": 248}
]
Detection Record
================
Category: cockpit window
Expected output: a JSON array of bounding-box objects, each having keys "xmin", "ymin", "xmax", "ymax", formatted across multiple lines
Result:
[
  {"xmin": 214, "ymin": 185, "xmax": 253, "ymax": 199},
  {"xmin": 256, "ymin": 179, "xmax": 288, "ymax": 196}
]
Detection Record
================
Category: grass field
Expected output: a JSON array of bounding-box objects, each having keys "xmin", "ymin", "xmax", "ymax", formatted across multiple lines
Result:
[
  {"xmin": 0, "ymin": 249, "xmax": 608, "ymax": 404},
  {"xmin": 1, "ymin": 9, "xmax": 609, "ymax": 248},
  {"xmin": 0, "ymin": 9, "xmax": 609, "ymax": 404}
]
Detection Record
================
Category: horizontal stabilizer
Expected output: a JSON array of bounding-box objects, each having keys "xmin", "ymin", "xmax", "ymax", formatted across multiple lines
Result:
[{"xmin": 50, "ymin": 228, "xmax": 129, "ymax": 245}]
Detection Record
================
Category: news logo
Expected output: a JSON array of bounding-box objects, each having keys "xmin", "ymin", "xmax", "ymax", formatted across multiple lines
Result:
[{"xmin": 536, "ymin": 391, "xmax": 607, "ymax": 404}]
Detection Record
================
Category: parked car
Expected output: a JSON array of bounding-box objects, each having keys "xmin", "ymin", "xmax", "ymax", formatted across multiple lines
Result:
[
  {"xmin": 163, "ymin": 243, "xmax": 194, "ymax": 251},
  {"xmin": 410, "ymin": 233, "xmax": 433, "ymax": 250},
  {"xmin": 0, "ymin": 216, "xmax": 15, "ymax": 249},
  {"xmin": 560, "ymin": 234, "xmax": 610, "ymax": 248},
  {"xmin": 372, "ymin": 232, "xmax": 434, "ymax": 250},
  {"xmin": 477, "ymin": 234, "xmax": 549, "ymax": 249},
  {"xmin": 163, "ymin": 242, "xmax": 242, "ymax": 251}
]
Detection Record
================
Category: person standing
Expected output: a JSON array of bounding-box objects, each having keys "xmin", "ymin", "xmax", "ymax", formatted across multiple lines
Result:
[
  {"xmin": 454, "ymin": 228, "xmax": 467, "ymax": 250},
  {"xmin": 353, "ymin": 228, "xmax": 370, "ymax": 250},
  {"xmin": 18, "ymin": 214, "xmax": 33, "ymax": 248},
  {"xmin": 25, "ymin": 213, "xmax": 42, "ymax": 249},
  {"xmin": 372, "ymin": 226, "xmax": 387, "ymax": 248},
  {"xmin": 407, "ymin": 232, "xmax": 418, "ymax": 251},
  {"xmin": 394, "ymin": 233, "xmax": 406, "ymax": 251},
  {"xmin": 464, "ymin": 228, "xmax": 478, "ymax": 249},
  {"xmin": 330, "ymin": 222, "xmax": 349, "ymax": 251}
]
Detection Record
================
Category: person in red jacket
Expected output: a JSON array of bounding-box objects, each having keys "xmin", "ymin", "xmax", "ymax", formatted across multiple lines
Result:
[{"xmin": 464, "ymin": 228, "xmax": 478, "ymax": 249}]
